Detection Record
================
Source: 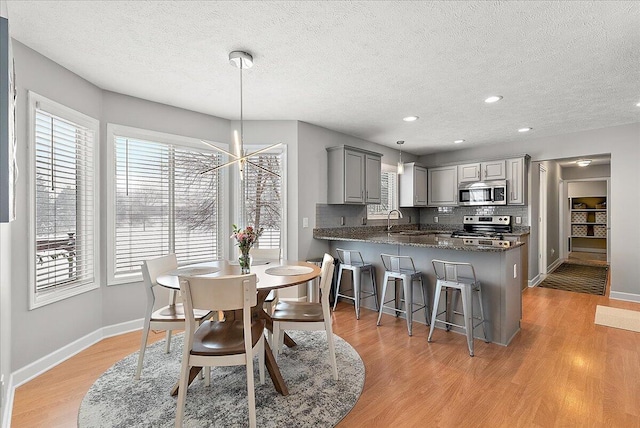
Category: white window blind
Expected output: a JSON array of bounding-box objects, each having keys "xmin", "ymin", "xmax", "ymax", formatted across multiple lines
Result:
[
  {"xmin": 34, "ymin": 109, "xmax": 95, "ymax": 294},
  {"xmin": 113, "ymin": 136, "xmax": 222, "ymax": 278},
  {"xmin": 367, "ymin": 170, "xmax": 398, "ymax": 218},
  {"xmin": 243, "ymin": 150, "xmax": 283, "ymax": 249}
]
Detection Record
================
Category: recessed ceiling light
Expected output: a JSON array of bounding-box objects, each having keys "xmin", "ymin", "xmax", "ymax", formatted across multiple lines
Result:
[
  {"xmin": 636, "ymin": 101, "xmax": 640, "ymax": 107},
  {"xmin": 576, "ymin": 159, "xmax": 592, "ymax": 167},
  {"xmin": 518, "ymin": 127, "xmax": 532, "ymax": 133},
  {"xmin": 454, "ymin": 139, "xmax": 465, "ymax": 144},
  {"xmin": 403, "ymin": 116, "xmax": 419, "ymax": 122},
  {"xmin": 484, "ymin": 95, "xmax": 503, "ymax": 103}
]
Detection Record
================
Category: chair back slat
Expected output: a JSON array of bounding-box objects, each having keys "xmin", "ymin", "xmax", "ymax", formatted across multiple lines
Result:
[
  {"xmin": 179, "ymin": 274, "xmax": 257, "ymax": 312},
  {"xmin": 249, "ymin": 248, "xmax": 281, "ymax": 260},
  {"xmin": 142, "ymin": 254, "xmax": 178, "ymax": 288},
  {"xmin": 319, "ymin": 253, "xmax": 336, "ymax": 299},
  {"xmin": 432, "ymin": 259, "xmax": 477, "ymax": 283},
  {"xmin": 381, "ymin": 254, "xmax": 417, "ymax": 274},
  {"xmin": 336, "ymin": 248, "xmax": 364, "ymax": 266}
]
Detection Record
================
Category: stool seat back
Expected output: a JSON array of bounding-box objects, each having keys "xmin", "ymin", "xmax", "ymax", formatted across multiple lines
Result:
[
  {"xmin": 431, "ymin": 259, "xmax": 477, "ymax": 285},
  {"xmin": 336, "ymin": 248, "xmax": 366, "ymax": 267},
  {"xmin": 381, "ymin": 254, "xmax": 418, "ymax": 275}
]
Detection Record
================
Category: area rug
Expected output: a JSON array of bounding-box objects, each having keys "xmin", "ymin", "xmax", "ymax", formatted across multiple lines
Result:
[
  {"xmin": 78, "ymin": 331, "xmax": 364, "ymax": 427},
  {"xmin": 595, "ymin": 305, "xmax": 640, "ymax": 333},
  {"xmin": 538, "ymin": 263, "xmax": 607, "ymax": 295}
]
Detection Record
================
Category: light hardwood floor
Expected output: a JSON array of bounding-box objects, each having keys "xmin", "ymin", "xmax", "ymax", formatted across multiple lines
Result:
[{"xmin": 12, "ymin": 285, "xmax": 640, "ymax": 427}]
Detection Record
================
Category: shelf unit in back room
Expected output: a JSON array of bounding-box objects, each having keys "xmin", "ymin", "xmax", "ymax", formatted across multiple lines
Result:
[{"xmin": 569, "ymin": 195, "xmax": 607, "ymax": 253}]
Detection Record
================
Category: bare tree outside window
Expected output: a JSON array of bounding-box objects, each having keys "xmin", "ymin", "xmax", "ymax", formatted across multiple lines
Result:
[{"xmin": 243, "ymin": 152, "xmax": 283, "ymax": 249}]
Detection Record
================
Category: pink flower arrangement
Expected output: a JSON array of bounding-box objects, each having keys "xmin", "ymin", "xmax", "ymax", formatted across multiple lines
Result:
[{"xmin": 231, "ymin": 224, "xmax": 264, "ymax": 256}]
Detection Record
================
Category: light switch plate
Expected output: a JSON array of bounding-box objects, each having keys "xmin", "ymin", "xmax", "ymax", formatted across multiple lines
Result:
[
  {"xmin": 302, "ymin": 217, "xmax": 309, "ymax": 228},
  {"xmin": 515, "ymin": 216, "xmax": 522, "ymax": 224},
  {"xmin": 434, "ymin": 216, "xmax": 439, "ymax": 223}
]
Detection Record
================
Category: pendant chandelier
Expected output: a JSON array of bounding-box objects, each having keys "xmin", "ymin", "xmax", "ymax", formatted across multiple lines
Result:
[{"xmin": 200, "ymin": 51, "xmax": 282, "ymax": 180}]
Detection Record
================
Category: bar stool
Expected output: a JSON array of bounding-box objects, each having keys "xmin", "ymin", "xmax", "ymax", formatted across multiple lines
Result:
[
  {"xmin": 376, "ymin": 254, "xmax": 429, "ymax": 336},
  {"xmin": 333, "ymin": 248, "xmax": 378, "ymax": 319},
  {"xmin": 428, "ymin": 259, "xmax": 488, "ymax": 356}
]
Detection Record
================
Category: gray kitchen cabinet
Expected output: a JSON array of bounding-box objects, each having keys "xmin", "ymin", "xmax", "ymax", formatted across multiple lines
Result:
[
  {"xmin": 399, "ymin": 162, "xmax": 428, "ymax": 207},
  {"xmin": 327, "ymin": 145, "xmax": 382, "ymax": 204},
  {"xmin": 427, "ymin": 165, "xmax": 458, "ymax": 206},
  {"xmin": 458, "ymin": 160, "xmax": 506, "ymax": 183},
  {"xmin": 506, "ymin": 157, "xmax": 527, "ymax": 205}
]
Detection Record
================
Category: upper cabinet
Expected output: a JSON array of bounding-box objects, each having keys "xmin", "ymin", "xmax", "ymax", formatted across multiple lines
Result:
[
  {"xmin": 506, "ymin": 157, "xmax": 528, "ymax": 205},
  {"xmin": 399, "ymin": 163, "xmax": 428, "ymax": 207},
  {"xmin": 458, "ymin": 160, "xmax": 506, "ymax": 183},
  {"xmin": 427, "ymin": 166, "xmax": 458, "ymax": 206},
  {"xmin": 327, "ymin": 146, "xmax": 382, "ymax": 205}
]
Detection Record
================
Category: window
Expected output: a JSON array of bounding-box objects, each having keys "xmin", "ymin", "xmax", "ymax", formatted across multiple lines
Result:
[
  {"xmin": 29, "ymin": 92, "xmax": 99, "ymax": 308},
  {"xmin": 241, "ymin": 146, "xmax": 286, "ymax": 251},
  {"xmin": 367, "ymin": 168, "xmax": 398, "ymax": 219},
  {"xmin": 107, "ymin": 125, "xmax": 224, "ymax": 284}
]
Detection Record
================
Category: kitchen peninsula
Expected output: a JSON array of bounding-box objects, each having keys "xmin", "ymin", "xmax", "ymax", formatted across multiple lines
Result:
[{"xmin": 314, "ymin": 227, "xmax": 524, "ymax": 346}]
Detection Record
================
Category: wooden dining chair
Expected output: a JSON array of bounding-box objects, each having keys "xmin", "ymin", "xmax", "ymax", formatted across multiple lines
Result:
[
  {"xmin": 271, "ymin": 253, "xmax": 338, "ymax": 380},
  {"xmin": 135, "ymin": 254, "xmax": 213, "ymax": 380},
  {"xmin": 175, "ymin": 273, "xmax": 265, "ymax": 428}
]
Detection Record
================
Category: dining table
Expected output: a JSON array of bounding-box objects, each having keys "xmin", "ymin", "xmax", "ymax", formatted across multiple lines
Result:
[{"xmin": 155, "ymin": 259, "xmax": 322, "ymax": 397}]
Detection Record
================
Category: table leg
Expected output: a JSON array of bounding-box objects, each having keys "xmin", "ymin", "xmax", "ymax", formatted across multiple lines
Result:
[
  {"xmin": 264, "ymin": 340, "xmax": 289, "ymax": 396},
  {"xmin": 170, "ymin": 366, "xmax": 202, "ymax": 397}
]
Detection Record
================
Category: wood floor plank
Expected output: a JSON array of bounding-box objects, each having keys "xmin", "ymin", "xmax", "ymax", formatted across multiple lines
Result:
[{"xmin": 11, "ymin": 286, "xmax": 640, "ymax": 427}]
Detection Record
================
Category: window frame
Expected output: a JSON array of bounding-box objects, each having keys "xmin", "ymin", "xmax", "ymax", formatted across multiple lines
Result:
[
  {"xmin": 28, "ymin": 91, "xmax": 100, "ymax": 309},
  {"xmin": 105, "ymin": 124, "xmax": 229, "ymax": 285},
  {"xmin": 367, "ymin": 164, "xmax": 399, "ymax": 220},
  {"xmin": 232, "ymin": 143, "xmax": 288, "ymax": 260}
]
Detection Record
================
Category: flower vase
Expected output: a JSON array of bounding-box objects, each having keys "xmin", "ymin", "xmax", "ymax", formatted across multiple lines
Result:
[{"xmin": 239, "ymin": 251, "xmax": 252, "ymax": 274}]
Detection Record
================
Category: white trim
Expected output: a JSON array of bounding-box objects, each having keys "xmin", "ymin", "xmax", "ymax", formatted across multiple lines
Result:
[
  {"xmin": 609, "ymin": 291, "xmax": 640, "ymax": 303},
  {"xmin": 546, "ymin": 257, "xmax": 563, "ymax": 274},
  {"xmin": 2, "ymin": 373, "xmax": 13, "ymax": 428},
  {"xmin": 105, "ymin": 123, "xmax": 228, "ymax": 285},
  {"xmin": 11, "ymin": 318, "xmax": 143, "ymax": 389},
  {"xmin": 4, "ymin": 318, "xmax": 143, "ymax": 426},
  {"xmin": 27, "ymin": 91, "xmax": 101, "ymax": 310},
  {"xmin": 528, "ymin": 273, "xmax": 541, "ymax": 287}
]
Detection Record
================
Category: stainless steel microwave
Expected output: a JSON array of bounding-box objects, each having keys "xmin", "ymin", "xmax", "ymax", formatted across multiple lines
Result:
[{"xmin": 458, "ymin": 180, "xmax": 507, "ymax": 206}]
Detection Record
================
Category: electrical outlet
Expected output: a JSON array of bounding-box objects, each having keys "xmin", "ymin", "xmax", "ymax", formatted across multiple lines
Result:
[
  {"xmin": 302, "ymin": 217, "xmax": 309, "ymax": 228},
  {"xmin": 515, "ymin": 216, "xmax": 522, "ymax": 224},
  {"xmin": 434, "ymin": 216, "xmax": 439, "ymax": 223},
  {"xmin": 362, "ymin": 217, "xmax": 367, "ymax": 225},
  {"xmin": 340, "ymin": 216, "xmax": 345, "ymax": 226},
  {"xmin": 513, "ymin": 264, "xmax": 518, "ymax": 278}
]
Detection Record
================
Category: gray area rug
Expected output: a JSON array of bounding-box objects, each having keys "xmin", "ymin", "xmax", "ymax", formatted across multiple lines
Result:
[
  {"xmin": 79, "ymin": 331, "xmax": 364, "ymax": 427},
  {"xmin": 539, "ymin": 263, "xmax": 608, "ymax": 295}
]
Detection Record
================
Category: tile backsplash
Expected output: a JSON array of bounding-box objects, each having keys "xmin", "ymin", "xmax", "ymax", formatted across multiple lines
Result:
[
  {"xmin": 419, "ymin": 205, "xmax": 529, "ymax": 226},
  {"xmin": 316, "ymin": 203, "xmax": 529, "ymax": 229}
]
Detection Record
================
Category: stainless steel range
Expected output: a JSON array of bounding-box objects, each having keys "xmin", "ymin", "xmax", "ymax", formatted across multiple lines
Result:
[{"xmin": 451, "ymin": 215, "xmax": 512, "ymax": 247}]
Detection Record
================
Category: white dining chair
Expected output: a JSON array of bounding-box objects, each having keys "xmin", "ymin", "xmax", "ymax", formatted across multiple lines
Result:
[
  {"xmin": 271, "ymin": 253, "xmax": 338, "ymax": 380},
  {"xmin": 175, "ymin": 273, "xmax": 265, "ymax": 428},
  {"xmin": 135, "ymin": 254, "xmax": 213, "ymax": 380}
]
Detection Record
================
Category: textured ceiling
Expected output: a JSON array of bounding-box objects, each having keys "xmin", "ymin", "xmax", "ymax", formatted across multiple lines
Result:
[{"xmin": 5, "ymin": 1, "xmax": 640, "ymax": 155}]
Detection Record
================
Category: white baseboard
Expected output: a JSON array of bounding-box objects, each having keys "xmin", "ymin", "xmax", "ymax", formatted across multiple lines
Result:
[
  {"xmin": 609, "ymin": 291, "xmax": 640, "ymax": 303},
  {"xmin": 2, "ymin": 373, "xmax": 13, "ymax": 428},
  {"xmin": 10, "ymin": 317, "xmax": 143, "ymax": 393},
  {"xmin": 547, "ymin": 258, "xmax": 564, "ymax": 273},
  {"xmin": 528, "ymin": 258, "xmax": 566, "ymax": 288},
  {"xmin": 528, "ymin": 274, "xmax": 541, "ymax": 287}
]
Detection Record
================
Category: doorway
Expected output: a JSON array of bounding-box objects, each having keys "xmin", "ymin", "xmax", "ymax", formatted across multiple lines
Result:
[{"xmin": 538, "ymin": 165, "xmax": 548, "ymax": 276}]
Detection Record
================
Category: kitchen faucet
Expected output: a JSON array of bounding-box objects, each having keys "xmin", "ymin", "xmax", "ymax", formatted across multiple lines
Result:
[{"xmin": 387, "ymin": 209, "xmax": 404, "ymax": 231}]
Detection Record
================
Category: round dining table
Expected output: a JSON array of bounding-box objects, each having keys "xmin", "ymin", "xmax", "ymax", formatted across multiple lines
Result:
[{"xmin": 156, "ymin": 259, "xmax": 321, "ymax": 397}]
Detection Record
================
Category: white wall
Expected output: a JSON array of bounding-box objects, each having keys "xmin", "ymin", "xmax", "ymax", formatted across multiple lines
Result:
[
  {"xmin": 420, "ymin": 122, "xmax": 640, "ymax": 298},
  {"xmin": 562, "ymin": 164, "xmax": 610, "ymax": 180}
]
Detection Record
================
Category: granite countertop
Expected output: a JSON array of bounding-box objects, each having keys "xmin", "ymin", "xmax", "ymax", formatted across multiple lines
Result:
[{"xmin": 313, "ymin": 227, "xmax": 526, "ymax": 253}]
